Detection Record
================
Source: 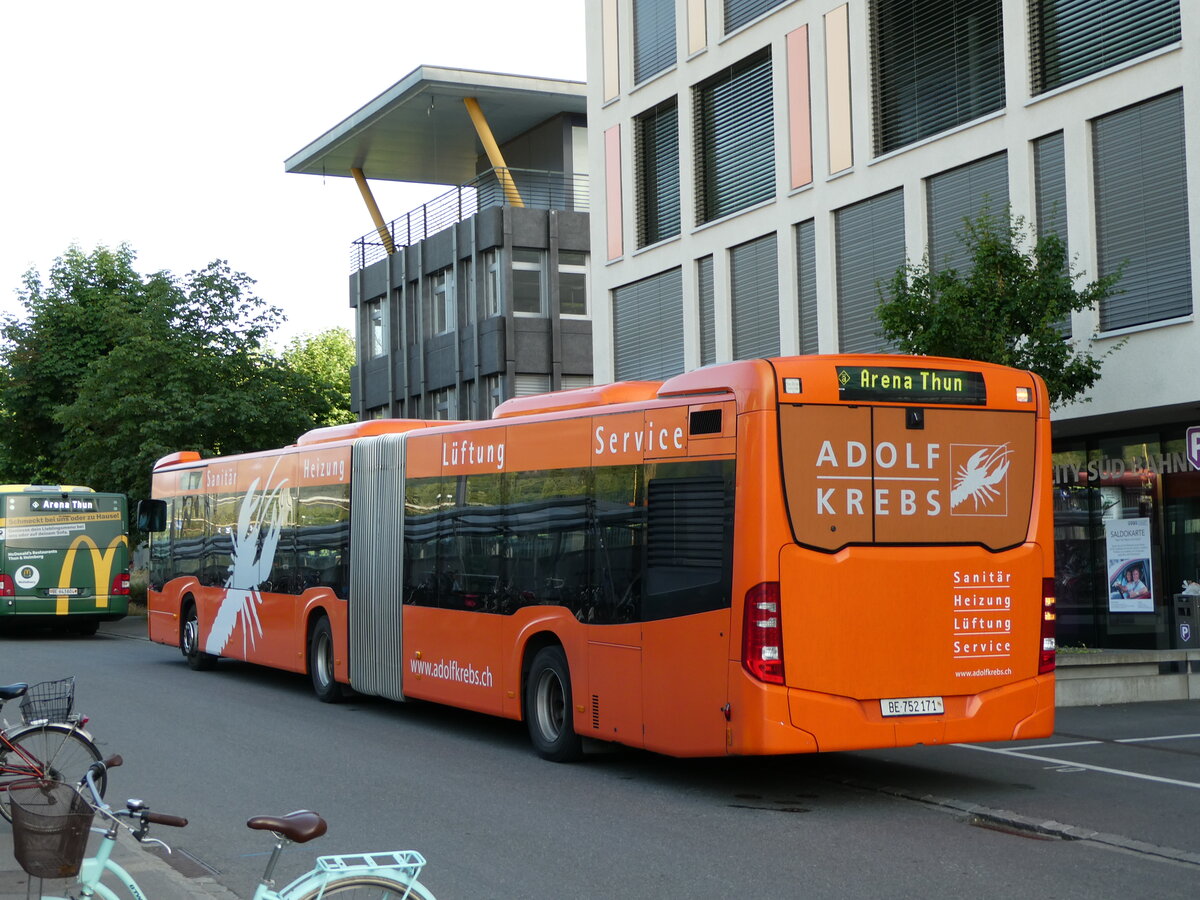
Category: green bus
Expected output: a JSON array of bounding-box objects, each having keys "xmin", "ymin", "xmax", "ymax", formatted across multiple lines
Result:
[{"xmin": 0, "ymin": 485, "xmax": 130, "ymax": 634}]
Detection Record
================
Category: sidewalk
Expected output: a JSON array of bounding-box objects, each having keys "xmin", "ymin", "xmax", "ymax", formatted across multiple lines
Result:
[{"xmin": 1, "ymin": 614, "xmax": 241, "ymax": 899}]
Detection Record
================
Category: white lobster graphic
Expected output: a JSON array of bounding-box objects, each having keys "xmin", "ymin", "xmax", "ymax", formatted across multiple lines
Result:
[
  {"xmin": 205, "ymin": 463, "xmax": 288, "ymax": 657},
  {"xmin": 950, "ymin": 444, "xmax": 1010, "ymax": 512}
]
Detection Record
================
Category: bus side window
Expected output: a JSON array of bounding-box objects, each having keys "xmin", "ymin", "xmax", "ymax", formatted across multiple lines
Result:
[{"xmin": 642, "ymin": 463, "xmax": 733, "ymax": 621}]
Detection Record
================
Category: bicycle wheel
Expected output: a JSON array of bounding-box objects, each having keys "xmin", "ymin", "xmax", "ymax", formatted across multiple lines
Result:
[
  {"xmin": 0, "ymin": 724, "xmax": 104, "ymax": 822},
  {"xmin": 291, "ymin": 873, "xmax": 437, "ymax": 900}
]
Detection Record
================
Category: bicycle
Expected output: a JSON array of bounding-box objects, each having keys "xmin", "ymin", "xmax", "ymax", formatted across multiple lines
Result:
[
  {"xmin": 10, "ymin": 756, "xmax": 437, "ymax": 900},
  {"xmin": 0, "ymin": 678, "xmax": 105, "ymax": 822}
]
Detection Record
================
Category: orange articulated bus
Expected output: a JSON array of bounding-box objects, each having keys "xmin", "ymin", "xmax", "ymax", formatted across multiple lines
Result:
[{"xmin": 142, "ymin": 355, "xmax": 1055, "ymax": 759}]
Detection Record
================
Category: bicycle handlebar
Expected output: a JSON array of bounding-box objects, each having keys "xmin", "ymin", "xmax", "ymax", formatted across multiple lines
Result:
[{"xmin": 144, "ymin": 811, "xmax": 189, "ymax": 828}]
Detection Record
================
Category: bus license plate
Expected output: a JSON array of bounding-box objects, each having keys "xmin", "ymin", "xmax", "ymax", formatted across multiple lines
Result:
[
  {"xmin": 880, "ymin": 696, "xmax": 944, "ymax": 717},
  {"xmin": 48, "ymin": 588, "xmax": 79, "ymax": 596}
]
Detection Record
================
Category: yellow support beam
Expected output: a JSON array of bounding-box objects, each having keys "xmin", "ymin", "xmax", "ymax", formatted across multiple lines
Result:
[
  {"xmin": 351, "ymin": 167, "xmax": 397, "ymax": 255},
  {"xmin": 463, "ymin": 97, "xmax": 524, "ymax": 208}
]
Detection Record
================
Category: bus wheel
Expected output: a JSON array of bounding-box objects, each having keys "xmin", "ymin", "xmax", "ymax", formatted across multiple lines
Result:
[
  {"xmin": 525, "ymin": 646, "xmax": 582, "ymax": 762},
  {"xmin": 309, "ymin": 616, "xmax": 345, "ymax": 703},
  {"xmin": 181, "ymin": 602, "xmax": 217, "ymax": 671}
]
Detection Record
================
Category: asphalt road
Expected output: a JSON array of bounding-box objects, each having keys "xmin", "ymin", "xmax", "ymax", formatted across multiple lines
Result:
[{"xmin": 2, "ymin": 617, "xmax": 1198, "ymax": 899}]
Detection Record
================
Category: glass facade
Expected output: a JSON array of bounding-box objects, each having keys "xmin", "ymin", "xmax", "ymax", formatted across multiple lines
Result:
[{"xmin": 1053, "ymin": 424, "xmax": 1200, "ymax": 650}]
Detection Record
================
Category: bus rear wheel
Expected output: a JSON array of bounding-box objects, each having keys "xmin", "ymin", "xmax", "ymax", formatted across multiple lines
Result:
[
  {"xmin": 524, "ymin": 646, "xmax": 582, "ymax": 762},
  {"xmin": 309, "ymin": 616, "xmax": 345, "ymax": 703},
  {"xmin": 181, "ymin": 602, "xmax": 217, "ymax": 671}
]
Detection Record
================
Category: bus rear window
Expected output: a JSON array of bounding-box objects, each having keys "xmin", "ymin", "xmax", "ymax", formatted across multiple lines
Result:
[{"xmin": 779, "ymin": 404, "xmax": 1036, "ymax": 551}]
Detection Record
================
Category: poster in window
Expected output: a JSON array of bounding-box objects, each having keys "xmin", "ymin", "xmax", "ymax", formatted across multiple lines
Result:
[{"xmin": 1105, "ymin": 517, "xmax": 1154, "ymax": 613}]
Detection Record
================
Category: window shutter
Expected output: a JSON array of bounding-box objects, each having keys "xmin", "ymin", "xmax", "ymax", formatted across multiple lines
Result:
[
  {"xmin": 835, "ymin": 188, "xmax": 905, "ymax": 353},
  {"xmin": 872, "ymin": 0, "xmax": 1005, "ymax": 156},
  {"xmin": 730, "ymin": 233, "xmax": 780, "ymax": 360},
  {"xmin": 695, "ymin": 50, "xmax": 775, "ymax": 223},
  {"xmin": 1095, "ymin": 90, "xmax": 1191, "ymax": 331},
  {"xmin": 697, "ymin": 255, "xmax": 717, "ymax": 366},
  {"xmin": 1030, "ymin": 0, "xmax": 1181, "ymax": 95},
  {"xmin": 724, "ymin": 0, "xmax": 789, "ymax": 33},
  {"xmin": 795, "ymin": 219, "xmax": 818, "ymax": 355},
  {"xmin": 634, "ymin": 0, "xmax": 677, "ymax": 83},
  {"xmin": 613, "ymin": 268, "xmax": 685, "ymax": 380},
  {"xmin": 636, "ymin": 99, "xmax": 681, "ymax": 246},
  {"xmin": 927, "ymin": 152, "xmax": 1009, "ymax": 275}
]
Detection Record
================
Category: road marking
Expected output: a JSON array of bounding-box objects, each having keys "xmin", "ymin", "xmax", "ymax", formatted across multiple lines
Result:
[
  {"xmin": 956, "ymin": 743, "xmax": 1200, "ymax": 790},
  {"xmin": 1019, "ymin": 733, "xmax": 1200, "ymax": 751}
]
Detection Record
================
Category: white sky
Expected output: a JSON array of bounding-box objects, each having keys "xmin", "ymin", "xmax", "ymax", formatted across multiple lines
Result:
[{"xmin": 0, "ymin": 1, "xmax": 587, "ymax": 346}]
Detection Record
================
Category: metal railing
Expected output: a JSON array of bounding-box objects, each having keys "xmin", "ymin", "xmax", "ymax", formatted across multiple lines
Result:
[{"xmin": 350, "ymin": 168, "xmax": 590, "ymax": 272}]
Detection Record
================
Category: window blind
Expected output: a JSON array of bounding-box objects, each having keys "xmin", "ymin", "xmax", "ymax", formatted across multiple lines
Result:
[
  {"xmin": 694, "ymin": 50, "xmax": 775, "ymax": 224},
  {"xmin": 634, "ymin": 0, "xmax": 677, "ymax": 83},
  {"xmin": 613, "ymin": 268, "xmax": 685, "ymax": 380},
  {"xmin": 871, "ymin": 0, "xmax": 1005, "ymax": 155},
  {"xmin": 636, "ymin": 99, "xmax": 681, "ymax": 247},
  {"xmin": 927, "ymin": 152, "xmax": 1009, "ymax": 275},
  {"xmin": 1030, "ymin": 0, "xmax": 1180, "ymax": 95},
  {"xmin": 835, "ymin": 188, "xmax": 905, "ymax": 353},
  {"xmin": 730, "ymin": 233, "xmax": 780, "ymax": 360}
]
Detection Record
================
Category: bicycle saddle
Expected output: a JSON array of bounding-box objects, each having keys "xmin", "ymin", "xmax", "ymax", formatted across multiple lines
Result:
[
  {"xmin": 0, "ymin": 683, "xmax": 28, "ymax": 701},
  {"xmin": 246, "ymin": 810, "xmax": 328, "ymax": 843}
]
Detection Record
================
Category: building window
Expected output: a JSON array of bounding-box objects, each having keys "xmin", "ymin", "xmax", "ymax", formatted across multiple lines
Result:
[
  {"xmin": 515, "ymin": 374, "xmax": 551, "ymax": 397},
  {"xmin": 430, "ymin": 386, "xmax": 456, "ymax": 420},
  {"xmin": 636, "ymin": 98, "xmax": 681, "ymax": 247},
  {"xmin": 697, "ymin": 255, "xmax": 716, "ymax": 366},
  {"xmin": 365, "ymin": 297, "xmax": 386, "ymax": 358},
  {"xmin": 694, "ymin": 49, "xmax": 775, "ymax": 225},
  {"xmin": 427, "ymin": 268, "xmax": 454, "ymax": 335},
  {"xmin": 1034, "ymin": 132, "xmax": 1070, "ymax": 336},
  {"xmin": 835, "ymin": 188, "xmax": 905, "ymax": 353},
  {"xmin": 512, "ymin": 248, "xmax": 544, "ymax": 315},
  {"xmin": 926, "ymin": 152, "xmax": 1009, "ymax": 275},
  {"xmin": 483, "ymin": 249, "xmax": 501, "ymax": 317},
  {"xmin": 634, "ymin": 0, "xmax": 676, "ymax": 83},
  {"xmin": 730, "ymin": 233, "xmax": 780, "ymax": 360},
  {"xmin": 725, "ymin": 0, "xmax": 788, "ymax": 33},
  {"xmin": 1094, "ymin": 90, "xmax": 1191, "ymax": 332},
  {"xmin": 1030, "ymin": 0, "xmax": 1180, "ymax": 95},
  {"xmin": 557, "ymin": 250, "xmax": 589, "ymax": 317},
  {"xmin": 484, "ymin": 374, "xmax": 504, "ymax": 417},
  {"xmin": 871, "ymin": 0, "xmax": 1004, "ymax": 156},
  {"xmin": 613, "ymin": 268, "xmax": 684, "ymax": 380},
  {"xmin": 459, "ymin": 258, "xmax": 476, "ymax": 326},
  {"xmin": 795, "ymin": 219, "xmax": 817, "ymax": 355}
]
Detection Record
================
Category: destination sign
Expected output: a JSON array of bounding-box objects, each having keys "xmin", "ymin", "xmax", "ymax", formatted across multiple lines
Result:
[
  {"xmin": 26, "ymin": 497, "xmax": 98, "ymax": 513},
  {"xmin": 836, "ymin": 365, "xmax": 986, "ymax": 405}
]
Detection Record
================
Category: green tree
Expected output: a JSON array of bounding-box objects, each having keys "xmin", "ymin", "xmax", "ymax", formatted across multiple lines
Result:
[
  {"xmin": 0, "ymin": 244, "xmax": 333, "ymax": 501},
  {"xmin": 876, "ymin": 212, "xmax": 1123, "ymax": 408},
  {"xmin": 281, "ymin": 328, "xmax": 356, "ymax": 428}
]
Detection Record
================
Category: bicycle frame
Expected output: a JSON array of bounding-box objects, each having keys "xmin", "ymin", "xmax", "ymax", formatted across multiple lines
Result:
[{"xmin": 35, "ymin": 822, "xmax": 134, "ymax": 900}]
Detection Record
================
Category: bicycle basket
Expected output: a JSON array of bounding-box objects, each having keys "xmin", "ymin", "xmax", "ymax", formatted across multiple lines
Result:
[
  {"xmin": 9, "ymin": 779, "xmax": 95, "ymax": 879},
  {"xmin": 19, "ymin": 677, "xmax": 75, "ymax": 725}
]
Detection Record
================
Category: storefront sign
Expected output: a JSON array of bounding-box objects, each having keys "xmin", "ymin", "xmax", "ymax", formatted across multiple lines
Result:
[
  {"xmin": 1105, "ymin": 518, "xmax": 1154, "ymax": 614},
  {"xmin": 1187, "ymin": 425, "xmax": 1200, "ymax": 470}
]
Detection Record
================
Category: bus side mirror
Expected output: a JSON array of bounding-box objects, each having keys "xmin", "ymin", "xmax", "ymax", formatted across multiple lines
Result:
[{"xmin": 136, "ymin": 499, "xmax": 167, "ymax": 532}]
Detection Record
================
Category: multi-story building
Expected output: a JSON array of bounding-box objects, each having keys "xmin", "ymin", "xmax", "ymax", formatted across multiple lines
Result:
[
  {"xmin": 586, "ymin": 0, "xmax": 1199, "ymax": 650},
  {"xmin": 286, "ymin": 66, "xmax": 592, "ymax": 421}
]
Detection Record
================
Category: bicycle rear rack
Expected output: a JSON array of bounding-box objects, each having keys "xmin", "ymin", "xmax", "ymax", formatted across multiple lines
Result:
[{"xmin": 315, "ymin": 850, "xmax": 426, "ymax": 878}]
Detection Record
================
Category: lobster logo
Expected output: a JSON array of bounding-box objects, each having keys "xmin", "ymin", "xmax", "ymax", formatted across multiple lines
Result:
[{"xmin": 949, "ymin": 444, "xmax": 1010, "ymax": 516}]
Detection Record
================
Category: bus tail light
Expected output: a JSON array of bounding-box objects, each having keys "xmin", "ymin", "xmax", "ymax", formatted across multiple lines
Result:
[
  {"xmin": 111, "ymin": 573, "xmax": 131, "ymax": 596},
  {"xmin": 0, "ymin": 574, "xmax": 12, "ymax": 597},
  {"xmin": 1039, "ymin": 577, "xmax": 1056, "ymax": 674},
  {"xmin": 742, "ymin": 582, "xmax": 785, "ymax": 685}
]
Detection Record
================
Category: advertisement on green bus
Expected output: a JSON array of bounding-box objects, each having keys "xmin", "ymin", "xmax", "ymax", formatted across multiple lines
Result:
[{"xmin": 0, "ymin": 486, "xmax": 130, "ymax": 634}]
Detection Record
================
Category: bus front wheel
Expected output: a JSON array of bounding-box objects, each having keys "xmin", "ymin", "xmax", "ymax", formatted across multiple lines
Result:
[
  {"xmin": 181, "ymin": 603, "xmax": 217, "ymax": 671},
  {"xmin": 524, "ymin": 646, "xmax": 582, "ymax": 762}
]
